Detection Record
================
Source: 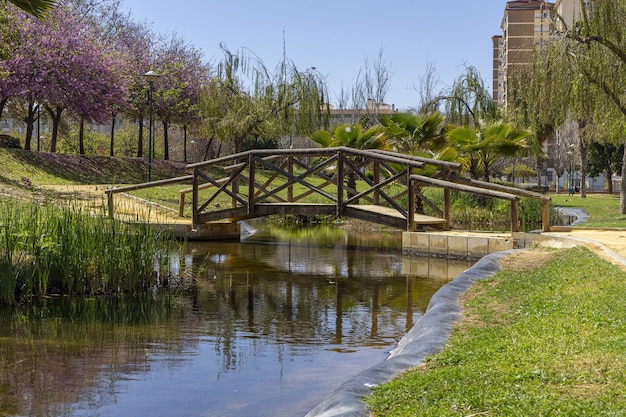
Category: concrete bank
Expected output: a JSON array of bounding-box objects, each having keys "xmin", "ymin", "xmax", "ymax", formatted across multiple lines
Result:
[{"xmin": 305, "ymin": 250, "xmax": 516, "ymax": 417}]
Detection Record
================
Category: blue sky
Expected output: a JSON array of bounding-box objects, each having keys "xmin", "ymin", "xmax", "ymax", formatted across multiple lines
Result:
[{"xmin": 122, "ymin": 0, "xmax": 507, "ymax": 111}]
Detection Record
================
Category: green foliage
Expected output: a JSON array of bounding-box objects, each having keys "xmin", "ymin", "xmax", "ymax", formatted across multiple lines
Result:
[
  {"xmin": 0, "ymin": 199, "xmax": 179, "ymax": 304},
  {"xmin": 587, "ymin": 141, "xmax": 623, "ymax": 178},
  {"xmin": 502, "ymin": 163, "xmax": 536, "ymax": 181},
  {"xmin": 447, "ymin": 121, "xmax": 530, "ymax": 182},
  {"xmin": 0, "ymin": 134, "xmax": 21, "ymax": 149},
  {"xmin": 367, "ymin": 246, "xmax": 626, "ymax": 416},
  {"xmin": 241, "ymin": 136, "xmax": 279, "ymax": 151},
  {"xmin": 310, "ymin": 123, "xmax": 388, "ymax": 150}
]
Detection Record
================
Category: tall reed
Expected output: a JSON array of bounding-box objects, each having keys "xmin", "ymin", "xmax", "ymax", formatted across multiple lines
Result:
[{"xmin": 0, "ymin": 199, "xmax": 179, "ymax": 304}]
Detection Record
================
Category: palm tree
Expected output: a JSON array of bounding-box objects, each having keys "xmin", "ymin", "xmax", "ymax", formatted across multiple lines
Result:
[
  {"xmin": 379, "ymin": 112, "xmax": 448, "ymax": 155},
  {"xmin": 310, "ymin": 123, "xmax": 388, "ymax": 151},
  {"xmin": 310, "ymin": 123, "xmax": 389, "ymax": 197},
  {"xmin": 9, "ymin": 0, "xmax": 56, "ymax": 18},
  {"xmin": 447, "ymin": 120, "xmax": 530, "ymax": 183}
]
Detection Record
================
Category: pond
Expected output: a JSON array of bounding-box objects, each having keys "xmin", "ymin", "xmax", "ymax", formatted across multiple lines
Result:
[{"xmin": 0, "ymin": 222, "xmax": 472, "ymax": 417}]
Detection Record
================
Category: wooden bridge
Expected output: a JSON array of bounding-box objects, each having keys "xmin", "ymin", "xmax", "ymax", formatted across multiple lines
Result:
[{"xmin": 105, "ymin": 147, "xmax": 551, "ymax": 236}]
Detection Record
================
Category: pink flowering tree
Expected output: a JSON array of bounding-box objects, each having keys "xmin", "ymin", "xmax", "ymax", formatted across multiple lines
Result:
[
  {"xmin": 152, "ymin": 33, "xmax": 208, "ymax": 160},
  {"xmin": 3, "ymin": 6, "xmax": 127, "ymax": 152}
]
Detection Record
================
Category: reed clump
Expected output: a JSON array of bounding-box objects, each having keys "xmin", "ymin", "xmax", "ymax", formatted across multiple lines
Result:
[{"xmin": 0, "ymin": 199, "xmax": 177, "ymax": 305}]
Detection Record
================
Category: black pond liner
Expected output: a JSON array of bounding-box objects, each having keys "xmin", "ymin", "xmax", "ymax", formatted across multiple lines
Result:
[{"xmin": 305, "ymin": 249, "xmax": 517, "ymax": 417}]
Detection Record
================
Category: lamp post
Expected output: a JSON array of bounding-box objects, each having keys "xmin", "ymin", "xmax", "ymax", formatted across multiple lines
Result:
[{"xmin": 144, "ymin": 70, "xmax": 159, "ymax": 182}]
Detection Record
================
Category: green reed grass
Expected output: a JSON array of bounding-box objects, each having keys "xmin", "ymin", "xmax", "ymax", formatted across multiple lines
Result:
[{"xmin": 0, "ymin": 199, "xmax": 178, "ymax": 304}]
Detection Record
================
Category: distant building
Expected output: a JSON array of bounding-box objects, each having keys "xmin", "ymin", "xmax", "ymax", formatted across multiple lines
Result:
[
  {"xmin": 554, "ymin": 0, "xmax": 584, "ymax": 30},
  {"xmin": 493, "ymin": 0, "xmax": 555, "ymax": 109},
  {"xmin": 328, "ymin": 99, "xmax": 396, "ymax": 128}
]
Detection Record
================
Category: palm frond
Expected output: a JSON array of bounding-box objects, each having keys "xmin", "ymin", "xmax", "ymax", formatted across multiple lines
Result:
[{"xmin": 10, "ymin": 0, "xmax": 56, "ymax": 18}]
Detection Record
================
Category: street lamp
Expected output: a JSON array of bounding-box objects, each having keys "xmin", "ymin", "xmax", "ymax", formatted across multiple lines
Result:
[{"xmin": 144, "ymin": 70, "xmax": 159, "ymax": 182}]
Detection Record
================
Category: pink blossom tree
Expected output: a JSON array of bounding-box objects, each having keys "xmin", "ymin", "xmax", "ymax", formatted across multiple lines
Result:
[
  {"xmin": 3, "ymin": 6, "xmax": 127, "ymax": 152},
  {"xmin": 152, "ymin": 33, "xmax": 208, "ymax": 160}
]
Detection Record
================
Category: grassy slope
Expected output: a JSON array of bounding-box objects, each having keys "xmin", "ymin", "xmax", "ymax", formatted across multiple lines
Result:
[{"xmin": 0, "ymin": 148, "xmax": 188, "ymax": 199}]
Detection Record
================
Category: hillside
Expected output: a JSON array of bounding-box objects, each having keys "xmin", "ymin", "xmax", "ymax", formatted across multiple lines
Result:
[{"xmin": 0, "ymin": 148, "xmax": 189, "ymax": 200}]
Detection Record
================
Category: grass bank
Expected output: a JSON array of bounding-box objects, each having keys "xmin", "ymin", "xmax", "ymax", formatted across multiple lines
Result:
[
  {"xmin": 366, "ymin": 246, "xmax": 626, "ymax": 416},
  {"xmin": 550, "ymin": 193, "xmax": 626, "ymax": 228}
]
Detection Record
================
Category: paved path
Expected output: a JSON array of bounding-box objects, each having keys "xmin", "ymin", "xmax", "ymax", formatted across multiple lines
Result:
[{"xmin": 541, "ymin": 228, "xmax": 626, "ymax": 271}]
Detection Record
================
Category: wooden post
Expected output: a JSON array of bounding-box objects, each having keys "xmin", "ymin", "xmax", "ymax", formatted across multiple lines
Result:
[
  {"xmin": 178, "ymin": 192, "xmax": 186, "ymax": 217},
  {"xmin": 510, "ymin": 199, "xmax": 519, "ymax": 232},
  {"xmin": 336, "ymin": 150, "xmax": 344, "ymax": 216},
  {"xmin": 407, "ymin": 167, "xmax": 415, "ymax": 231},
  {"xmin": 443, "ymin": 189, "xmax": 451, "ymax": 228},
  {"xmin": 107, "ymin": 191, "xmax": 114, "ymax": 219},
  {"xmin": 232, "ymin": 172, "xmax": 239, "ymax": 209},
  {"xmin": 542, "ymin": 199, "xmax": 551, "ymax": 232},
  {"xmin": 192, "ymin": 168, "xmax": 199, "ymax": 228},
  {"xmin": 248, "ymin": 154, "xmax": 255, "ymax": 215},
  {"xmin": 374, "ymin": 161, "xmax": 380, "ymax": 205},
  {"xmin": 288, "ymin": 156, "xmax": 293, "ymax": 202}
]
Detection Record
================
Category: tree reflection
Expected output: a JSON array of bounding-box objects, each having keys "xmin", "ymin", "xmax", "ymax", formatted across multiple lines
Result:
[{"xmin": 0, "ymin": 223, "xmax": 471, "ymax": 417}]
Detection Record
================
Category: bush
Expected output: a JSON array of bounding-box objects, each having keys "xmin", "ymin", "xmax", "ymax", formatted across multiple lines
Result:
[{"xmin": 0, "ymin": 134, "xmax": 21, "ymax": 149}]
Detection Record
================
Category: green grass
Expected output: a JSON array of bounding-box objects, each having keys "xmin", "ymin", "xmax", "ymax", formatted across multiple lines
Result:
[
  {"xmin": 366, "ymin": 246, "xmax": 626, "ymax": 416},
  {"xmin": 0, "ymin": 148, "xmax": 186, "ymax": 187},
  {"xmin": 550, "ymin": 193, "xmax": 626, "ymax": 228}
]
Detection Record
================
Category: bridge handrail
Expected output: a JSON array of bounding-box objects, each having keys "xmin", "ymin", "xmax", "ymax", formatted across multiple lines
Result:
[
  {"xmin": 104, "ymin": 175, "xmax": 193, "ymax": 218},
  {"xmin": 185, "ymin": 147, "xmax": 433, "ymax": 172},
  {"xmin": 447, "ymin": 175, "xmax": 551, "ymax": 201},
  {"xmin": 371, "ymin": 149, "xmax": 462, "ymax": 171}
]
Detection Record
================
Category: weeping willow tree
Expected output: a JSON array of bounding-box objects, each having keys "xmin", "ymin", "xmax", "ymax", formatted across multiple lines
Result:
[
  {"xmin": 199, "ymin": 42, "xmax": 330, "ymax": 155},
  {"xmin": 438, "ymin": 65, "xmax": 497, "ymax": 129},
  {"xmin": 436, "ymin": 66, "xmax": 529, "ymax": 182},
  {"xmin": 558, "ymin": 0, "xmax": 626, "ymax": 210},
  {"xmin": 507, "ymin": 39, "xmax": 573, "ymax": 188}
]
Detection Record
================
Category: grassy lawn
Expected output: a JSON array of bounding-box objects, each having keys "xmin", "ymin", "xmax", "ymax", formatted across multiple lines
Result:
[
  {"xmin": 550, "ymin": 193, "xmax": 626, "ymax": 228},
  {"xmin": 366, "ymin": 246, "xmax": 626, "ymax": 416}
]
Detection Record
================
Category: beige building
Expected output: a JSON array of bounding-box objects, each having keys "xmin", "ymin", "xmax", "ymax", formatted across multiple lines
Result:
[
  {"xmin": 328, "ymin": 99, "xmax": 396, "ymax": 127},
  {"xmin": 554, "ymin": 0, "xmax": 584, "ymax": 30},
  {"xmin": 493, "ymin": 0, "xmax": 555, "ymax": 109}
]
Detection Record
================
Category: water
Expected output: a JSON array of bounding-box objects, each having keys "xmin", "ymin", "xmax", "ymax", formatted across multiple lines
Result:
[{"xmin": 0, "ymin": 222, "xmax": 471, "ymax": 417}]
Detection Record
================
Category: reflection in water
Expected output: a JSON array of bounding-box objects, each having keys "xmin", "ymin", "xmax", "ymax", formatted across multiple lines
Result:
[{"xmin": 0, "ymin": 222, "xmax": 471, "ymax": 417}]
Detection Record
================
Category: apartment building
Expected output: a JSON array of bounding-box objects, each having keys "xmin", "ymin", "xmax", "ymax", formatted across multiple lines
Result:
[
  {"xmin": 493, "ymin": 0, "xmax": 555, "ymax": 109},
  {"xmin": 554, "ymin": 0, "xmax": 584, "ymax": 30}
]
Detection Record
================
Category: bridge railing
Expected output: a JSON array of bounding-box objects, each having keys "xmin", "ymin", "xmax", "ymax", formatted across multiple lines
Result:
[
  {"xmin": 104, "ymin": 147, "xmax": 550, "ymax": 233},
  {"xmin": 184, "ymin": 147, "xmax": 461, "ymax": 230}
]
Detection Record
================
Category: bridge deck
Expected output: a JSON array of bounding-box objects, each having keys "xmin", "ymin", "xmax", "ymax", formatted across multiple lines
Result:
[{"xmin": 197, "ymin": 203, "xmax": 447, "ymax": 230}]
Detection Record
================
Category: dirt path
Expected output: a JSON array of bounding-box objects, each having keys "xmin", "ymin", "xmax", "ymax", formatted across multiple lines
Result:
[{"xmin": 38, "ymin": 184, "xmax": 189, "ymax": 224}]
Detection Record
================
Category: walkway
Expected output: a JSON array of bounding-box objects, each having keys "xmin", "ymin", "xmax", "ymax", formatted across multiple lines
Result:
[{"xmin": 541, "ymin": 228, "xmax": 626, "ymax": 271}]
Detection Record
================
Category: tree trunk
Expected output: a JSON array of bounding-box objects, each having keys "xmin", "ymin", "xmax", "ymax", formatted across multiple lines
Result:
[
  {"xmin": 137, "ymin": 116, "xmax": 144, "ymax": 158},
  {"xmin": 162, "ymin": 120, "xmax": 169, "ymax": 160},
  {"xmin": 45, "ymin": 105, "xmax": 63, "ymax": 153},
  {"xmin": 109, "ymin": 113, "xmax": 116, "ymax": 157},
  {"xmin": 24, "ymin": 102, "xmax": 37, "ymax": 151},
  {"xmin": 619, "ymin": 146, "xmax": 626, "ymax": 214},
  {"xmin": 79, "ymin": 118, "xmax": 85, "ymax": 155},
  {"xmin": 0, "ymin": 98, "xmax": 7, "ymax": 119},
  {"xmin": 578, "ymin": 122, "xmax": 588, "ymax": 198},
  {"xmin": 183, "ymin": 125, "xmax": 188, "ymax": 162}
]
